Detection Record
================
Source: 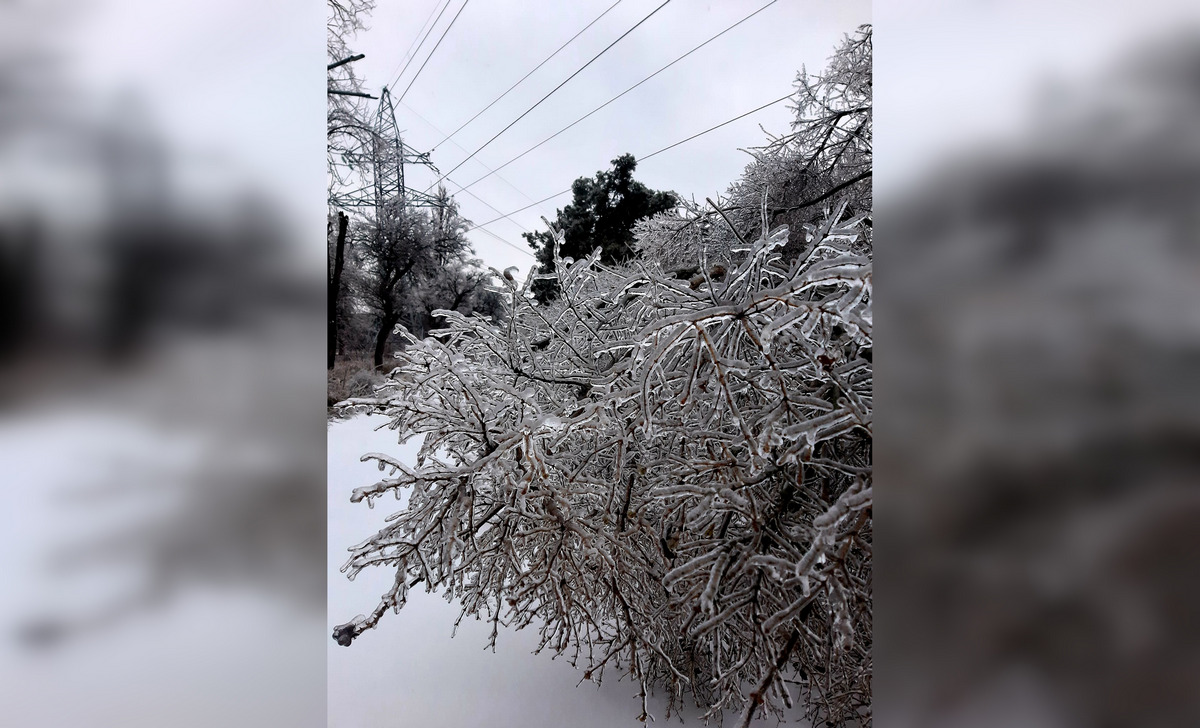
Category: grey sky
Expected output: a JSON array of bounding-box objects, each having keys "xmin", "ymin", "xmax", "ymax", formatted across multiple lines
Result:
[
  {"xmin": 875, "ymin": 0, "xmax": 1200, "ymax": 194},
  {"xmin": 55, "ymin": 0, "xmax": 327, "ymax": 251},
  {"xmin": 351, "ymin": 0, "xmax": 870, "ymax": 273}
]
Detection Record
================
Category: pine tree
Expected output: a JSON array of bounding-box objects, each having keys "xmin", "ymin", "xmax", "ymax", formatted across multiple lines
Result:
[{"xmin": 523, "ymin": 154, "xmax": 675, "ymax": 303}]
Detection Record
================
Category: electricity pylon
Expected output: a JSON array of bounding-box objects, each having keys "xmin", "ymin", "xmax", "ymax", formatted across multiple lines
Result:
[{"xmin": 330, "ymin": 87, "xmax": 443, "ymax": 215}]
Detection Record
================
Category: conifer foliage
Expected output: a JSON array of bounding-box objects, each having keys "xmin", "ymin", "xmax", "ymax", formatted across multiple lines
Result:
[{"xmin": 524, "ymin": 153, "xmax": 676, "ymax": 303}]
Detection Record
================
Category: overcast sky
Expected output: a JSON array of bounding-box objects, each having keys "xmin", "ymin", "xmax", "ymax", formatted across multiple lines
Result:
[
  {"xmin": 349, "ymin": 0, "xmax": 869, "ymax": 274},
  {"xmin": 874, "ymin": 0, "xmax": 1200, "ymax": 195}
]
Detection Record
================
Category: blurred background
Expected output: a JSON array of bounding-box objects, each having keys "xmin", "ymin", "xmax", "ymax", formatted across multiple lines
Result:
[
  {"xmin": 875, "ymin": 1, "xmax": 1200, "ymax": 726},
  {"xmin": 0, "ymin": 0, "xmax": 327, "ymax": 726}
]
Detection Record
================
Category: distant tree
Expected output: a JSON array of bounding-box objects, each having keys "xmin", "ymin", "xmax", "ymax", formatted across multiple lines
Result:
[
  {"xmin": 352, "ymin": 188, "xmax": 494, "ymax": 368},
  {"xmin": 405, "ymin": 261, "xmax": 503, "ymax": 340},
  {"xmin": 332, "ymin": 226, "xmax": 374, "ymax": 360},
  {"xmin": 354, "ymin": 205, "xmax": 444, "ymax": 368},
  {"xmin": 523, "ymin": 154, "xmax": 675, "ymax": 302},
  {"xmin": 400, "ymin": 188, "xmax": 503, "ymax": 339}
]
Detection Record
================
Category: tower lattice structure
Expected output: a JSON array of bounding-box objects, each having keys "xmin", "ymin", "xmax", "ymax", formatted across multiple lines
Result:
[{"xmin": 331, "ymin": 87, "xmax": 443, "ymax": 217}]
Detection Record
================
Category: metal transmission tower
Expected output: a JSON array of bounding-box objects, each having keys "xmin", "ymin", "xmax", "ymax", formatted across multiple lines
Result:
[
  {"xmin": 331, "ymin": 87, "xmax": 444, "ymax": 215},
  {"xmin": 372, "ymin": 87, "xmax": 443, "ymax": 213}
]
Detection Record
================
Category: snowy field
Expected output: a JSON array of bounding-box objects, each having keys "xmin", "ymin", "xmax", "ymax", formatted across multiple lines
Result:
[
  {"xmin": 0, "ymin": 404, "xmax": 324, "ymax": 727},
  {"xmin": 328, "ymin": 413, "xmax": 801, "ymax": 727}
]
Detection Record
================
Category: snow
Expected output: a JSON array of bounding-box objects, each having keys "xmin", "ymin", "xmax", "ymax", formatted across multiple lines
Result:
[{"xmin": 0, "ymin": 405, "xmax": 325, "ymax": 727}]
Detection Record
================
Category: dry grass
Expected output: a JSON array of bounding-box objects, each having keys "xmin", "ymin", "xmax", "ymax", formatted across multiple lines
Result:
[{"xmin": 328, "ymin": 357, "xmax": 386, "ymax": 418}]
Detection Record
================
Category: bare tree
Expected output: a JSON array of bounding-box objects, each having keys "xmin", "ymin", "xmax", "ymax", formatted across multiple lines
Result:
[
  {"xmin": 401, "ymin": 188, "xmax": 503, "ymax": 339},
  {"xmin": 328, "ymin": 0, "xmax": 376, "ymax": 369},
  {"xmin": 404, "ymin": 259, "xmax": 502, "ymax": 340},
  {"xmin": 353, "ymin": 195, "xmax": 473, "ymax": 368}
]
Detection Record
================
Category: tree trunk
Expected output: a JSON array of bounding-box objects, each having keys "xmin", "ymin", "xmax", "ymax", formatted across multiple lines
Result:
[
  {"xmin": 372, "ymin": 312, "xmax": 399, "ymax": 369},
  {"xmin": 328, "ymin": 211, "xmax": 348, "ymax": 370}
]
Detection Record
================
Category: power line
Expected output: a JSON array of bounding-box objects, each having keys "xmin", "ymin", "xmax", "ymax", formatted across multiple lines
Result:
[
  {"xmin": 473, "ymin": 224, "xmax": 536, "ymax": 259},
  {"xmin": 433, "ymin": 0, "xmax": 625, "ymax": 148},
  {"xmin": 399, "ymin": 0, "xmax": 473, "ymax": 102},
  {"xmin": 370, "ymin": 98, "xmax": 536, "ymax": 258},
  {"xmin": 637, "ymin": 92, "xmax": 792, "ymax": 161},
  {"xmin": 451, "ymin": 0, "xmax": 780, "ymax": 197},
  {"xmin": 467, "ymin": 91, "xmax": 794, "ymax": 232},
  {"xmin": 396, "ymin": 98, "xmax": 554, "ymax": 220},
  {"xmin": 386, "ymin": 0, "xmax": 453, "ymax": 92},
  {"xmin": 427, "ymin": 0, "xmax": 674, "ymax": 191},
  {"xmin": 470, "ymin": 189, "xmax": 574, "ymax": 231},
  {"xmin": 446, "ymin": 175, "xmax": 532, "ymax": 233},
  {"xmin": 437, "ymin": 173, "xmax": 537, "ymax": 258},
  {"xmin": 383, "ymin": 0, "xmax": 450, "ymax": 92}
]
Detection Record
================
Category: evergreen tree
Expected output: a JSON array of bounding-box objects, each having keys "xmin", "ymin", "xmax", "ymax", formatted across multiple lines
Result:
[{"xmin": 523, "ymin": 154, "xmax": 675, "ymax": 302}]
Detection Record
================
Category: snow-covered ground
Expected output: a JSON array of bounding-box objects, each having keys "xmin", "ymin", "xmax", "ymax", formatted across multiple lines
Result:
[
  {"xmin": 0, "ymin": 404, "xmax": 325, "ymax": 727},
  {"xmin": 328, "ymin": 413, "xmax": 798, "ymax": 727}
]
